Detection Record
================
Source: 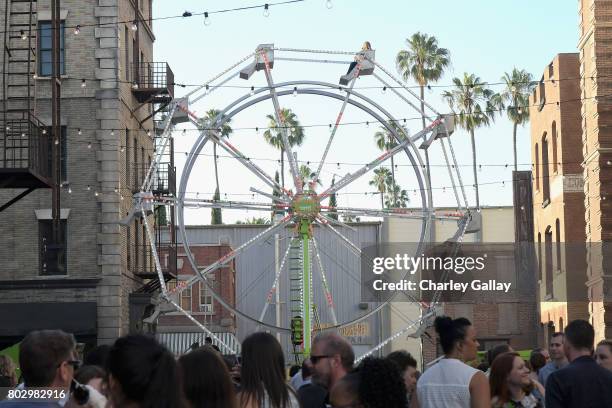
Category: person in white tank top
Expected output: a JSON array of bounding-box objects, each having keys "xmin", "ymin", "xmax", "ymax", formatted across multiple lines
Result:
[{"xmin": 412, "ymin": 316, "xmax": 490, "ymax": 408}]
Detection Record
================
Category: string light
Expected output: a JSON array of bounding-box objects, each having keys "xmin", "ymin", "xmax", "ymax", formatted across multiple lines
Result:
[
  {"xmin": 78, "ymin": 128, "xmax": 82, "ymax": 135},
  {"xmin": 250, "ymin": 86, "xmax": 255, "ymax": 96},
  {"xmin": 132, "ymin": 82, "xmax": 139, "ymax": 89},
  {"xmin": 21, "ymin": 133, "xmax": 26, "ymax": 138},
  {"xmin": 182, "ymin": 11, "xmax": 193, "ymax": 17},
  {"xmin": 86, "ymin": 185, "xmax": 91, "ymax": 191},
  {"xmin": 68, "ymin": 186, "xmax": 72, "ymax": 194},
  {"xmin": 54, "ymin": 139, "xmax": 59, "ymax": 145},
  {"xmin": 81, "ymin": 79, "xmax": 86, "ymax": 88},
  {"xmin": 120, "ymin": 146, "xmax": 125, "ymax": 152},
  {"xmin": 325, "ymin": 0, "xmax": 332, "ymax": 8},
  {"xmin": 20, "ymin": 30, "xmax": 26, "ymax": 40},
  {"xmin": 147, "ymin": 130, "xmax": 151, "ymax": 137},
  {"xmin": 131, "ymin": 20, "xmax": 138, "ymax": 31},
  {"xmin": 87, "ymin": 142, "xmax": 92, "ymax": 149},
  {"xmin": 111, "ymin": 130, "xmax": 115, "ymax": 136},
  {"xmin": 293, "ymin": 86, "xmax": 298, "ymax": 97},
  {"xmin": 382, "ymin": 86, "xmax": 387, "ymax": 94},
  {"xmin": 94, "ymin": 191, "xmax": 99, "ymax": 197},
  {"xmin": 263, "ymin": 3, "xmax": 270, "ymax": 17},
  {"xmin": 204, "ymin": 12, "xmax": 211, "ymax": 26},
  {"xmin": 74, "ymin": 25, "xmax": 80, "ymax": 35}
]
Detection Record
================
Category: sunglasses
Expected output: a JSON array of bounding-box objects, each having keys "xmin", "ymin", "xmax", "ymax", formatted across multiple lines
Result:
[{"xmin": 310, "ymin": 354, "xmax": 332, "ymax": 364}]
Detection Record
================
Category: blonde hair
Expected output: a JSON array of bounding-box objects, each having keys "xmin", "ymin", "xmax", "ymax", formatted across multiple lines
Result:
[{"xmin": 361, "ymin": 41, "xmax": 372, "ymax": 51}]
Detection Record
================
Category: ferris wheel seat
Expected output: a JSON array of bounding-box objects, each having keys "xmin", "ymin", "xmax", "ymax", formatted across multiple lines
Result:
[{"xmin": 339, "ymin": 50, "xmax": 376, "ymax": 85}]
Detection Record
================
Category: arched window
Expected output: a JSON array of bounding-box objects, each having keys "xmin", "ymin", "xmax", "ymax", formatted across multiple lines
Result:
[
  {"xmin": 552, "ymin": 122, "xmax": 558, "ymax": 173},
  {"xmin": 556, "ymin": 219, "xmax": 561, "ymax": 272},
  {"xmin": 542, "ymin": 134, "xmax": 550, "ymax": 204},
  {"xmin": 538, "ymin": 232, "xmax": 542, "ymax": 281},
  {"xmin": 535, "ymin": 143, "xmax": 540, "ymax": 190},
  {"xmin": 545, "ymin": 226, "xmax": 553, "ymax": 297}
]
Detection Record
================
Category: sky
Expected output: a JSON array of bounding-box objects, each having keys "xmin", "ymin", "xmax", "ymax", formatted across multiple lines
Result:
[{"xmin": 152, "ymin": 0, "xmax": 579, "ymax": 225}]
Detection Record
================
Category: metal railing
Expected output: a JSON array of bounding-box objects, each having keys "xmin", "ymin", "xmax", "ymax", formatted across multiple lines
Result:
[
  {"xmin": 132, "ymin": 62, "xmax": 174, "ymax": 100},
  {"xmin": 0, "ymin": 111, "xmax": 49, "ymax": 178},
  {"xmin": 151, "ymin": 162, "xmax": 175, "ymax": 195}
]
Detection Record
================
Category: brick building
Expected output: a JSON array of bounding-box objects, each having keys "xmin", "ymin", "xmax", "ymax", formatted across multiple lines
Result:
[
  {"xmin": 0, "ymin": 0, "xmax": 174, "ymax": 349},
  {"xmin": 528, "ymin": 53, "xmax": 589, "ymax": 345},
  {"xmin": 578, "ymin": 0, "xmax": 612, "ymax": 342}
]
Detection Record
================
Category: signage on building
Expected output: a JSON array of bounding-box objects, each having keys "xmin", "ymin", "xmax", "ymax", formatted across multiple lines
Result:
[
  {"xmin": 318, "ymin": 322, "xmax": 371, "ymax": 344},
  {"xmin": 551, "ymin": 174, "xmax": 584, "ymax": 199}
]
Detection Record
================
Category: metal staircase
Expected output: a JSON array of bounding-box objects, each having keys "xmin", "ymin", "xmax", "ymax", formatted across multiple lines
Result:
[{"xmin": 1, "ymin": 0, "xmax": 49, "ymax": 202}]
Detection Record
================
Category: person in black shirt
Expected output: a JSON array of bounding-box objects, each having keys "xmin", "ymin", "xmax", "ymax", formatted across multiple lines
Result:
[{"xmin": 545, "ymin": 319, "xmax": 612, "ymax": 408}]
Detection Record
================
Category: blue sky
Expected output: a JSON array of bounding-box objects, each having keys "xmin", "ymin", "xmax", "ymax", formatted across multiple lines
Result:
[{"xmin": 152, "ymin": 0, "xmax": 579, "ymax": 224}]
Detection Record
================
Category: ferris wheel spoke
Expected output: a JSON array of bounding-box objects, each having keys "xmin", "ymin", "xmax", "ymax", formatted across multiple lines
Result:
[
  {"xmin": 316, "ymin": 216, "xmax": 361, "ymax": 256},
  {"xmin": 319, "ymin": 117, "xmax": 443, "ymax": 199},
  {"xmin": 324, "ymin": 205, "xmax": 464, "ymax": 221},
  {"xmin": 175, "ymin": 215, "xmax": 293, "ymax": 296},
  {"xmin": 259, "ymin": 50, "xmax": 303, "ymax": 193},
  {"xmin": 311, "ymin": 237, "xmax": 338, "ymax": 325},
  {"xmin": 258, "ymin": 238, "xmax": 295, "ymax": 323},
  {"xmin": 182, "ymin": 197, "xmax": 282, "ymax": 212},
  {"xmin": 212, "ymin": 134, "xmax": 291, "ymax": 198},
  {"xmin": 313, "ymin": 78, "xmax": 357, "ymax": 183},
  {"xmin": 249, "ymin": 187, "xmax": 291, "ymax": 203},
  {"xmin": 317, "ymin": 212, "xmax": 357, "ymax": 232}
]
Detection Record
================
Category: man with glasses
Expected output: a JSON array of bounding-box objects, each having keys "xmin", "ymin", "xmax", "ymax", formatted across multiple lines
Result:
[
  {"xmin": 302, "ymin": 332, "xmax": 354, "ymax": 408},
  {"xmin": 0, "ymin": 330, "xmax": 80, "ymax": 407}
]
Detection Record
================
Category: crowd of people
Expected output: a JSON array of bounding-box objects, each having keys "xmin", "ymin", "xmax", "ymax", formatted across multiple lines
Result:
[{"xmin": 1, "ymin": 316, "xmax": 612, "ymax": 408}]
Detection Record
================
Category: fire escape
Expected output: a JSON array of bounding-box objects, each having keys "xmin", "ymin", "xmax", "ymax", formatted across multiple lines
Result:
[
  {"xmin": 130, "ymin": 59, "xmax": 177, "ymax": 295},
  {"xmin": 0, "ymin": 0, "xmax": 50, "ymax": 211}
]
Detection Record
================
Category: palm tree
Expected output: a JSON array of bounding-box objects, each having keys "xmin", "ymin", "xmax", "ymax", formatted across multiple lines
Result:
[
  {"xmin": 263, "ymin": 108, "xmax": 305, "ymax": 188},
  {"xmin": 299, "ymin": 164, "xmax": 322, "ymax": 188},
  {"xmin": 396, "ymin": 32, "xmax": 450, "ymax": 200},
  {"xmin": 491, "ymin": 68, "xmax": 535, "ymax": 171},
  {"xmin": 374, "ymin": 122, "xmax": 408, "ymax": 206},
  {"xmin": 328, "ymin": 176, "xmax": 338, "ymax": 220},
  {"xmin": 442, "ymin": 73, "xmax": 495, "ymax": 208},
  {"xmin": 369, "ymin": 167, "xmax": 392, "ymax": 209},
  {"xmin": 203, "ymin": 109, "xmax": 233, "ymax": 198},
  {"xmin": 211, "ymin": 187, "xmax": 222, "ymax": 225},
  {"xmin": 384, "ymin": 182, "xmax": 409, "ymax": 208}
]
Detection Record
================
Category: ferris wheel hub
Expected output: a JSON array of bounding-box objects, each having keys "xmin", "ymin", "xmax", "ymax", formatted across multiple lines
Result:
[{"xmin": 290, "ymin": 190, "xmax": 320, "ymax": 219}]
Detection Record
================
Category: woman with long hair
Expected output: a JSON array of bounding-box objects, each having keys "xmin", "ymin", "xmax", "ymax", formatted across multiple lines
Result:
[
  {"xmin": 179, "ymin": 346, "xmax": 237, "ymax": 408},
  {"xmin": 331, "ymin": 357, "xmax": 407, "ymax": 408},
  {"xmin": 414, "ymin": 316, "xmax": 489, "ymax": 408},
  {"xmin": 238, "ymin": 332, "xmax": 299, "ymax": 408},
  {"xmin": 490, "ymin": 352, "xmax": 543, "ymax": 408},
  {"xmin": 106, "ymin": 335, "xmax": 185, "ymax": 408}
]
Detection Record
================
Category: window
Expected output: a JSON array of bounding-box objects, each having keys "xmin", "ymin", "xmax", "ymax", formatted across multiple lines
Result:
[
  {"xmin": 542, "ymin": 134, "xmax": 550, "ymax": 205},
  {"xmin": 39, "ymin": 219, "xmax": 67, "ymax": 275},
  {"xmin": 181, "ymin": 284, "xmax": 192, "ymax": 311},
  {"xmin": 552, "ymin": 122, "xmax": 558, "ymax": 173},
  {"xmin": 125, "ymin": 129, "xmax": 130, "ymax": 176},
  {"xmin": 46, "ymin": 126, "xmax": 67, "ymax": 182},
  {"xmin": 199, "ymin": 280, "xmax": 214, "ymax": 313},
  {"xmin": 555, "ymin": 219, "xmax": 562, "ymax": 271},
  {"xmin": 124, "ymin": 26, "xmax": 130, "ymax": 81},
  {"xmin": 537, "ymin": 232, "xmax": 542, "ymax": 281},
  {"xmin": 535, "ymin": 143, "xmax": 540, "ymax": 190},
  {"xmin": 545, "ymin": 226, "xmax": 553, "ymax": 297},
  {"xmin": 134, "ymin": 219, "xmax": 140, "ymax": 272},
  {"xmin": 126, "ymin": 224, "xmax": 131, "ymax": 270},
  {"xmin": 133, "ymin": 137, "xmax": 138, "ymax": 188},
  {"xmin": 38, "ymin": 21, "xmax": 65, "ymax": 76}
]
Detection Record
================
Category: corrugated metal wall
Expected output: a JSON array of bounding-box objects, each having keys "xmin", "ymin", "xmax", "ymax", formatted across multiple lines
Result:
[{"xmin": 162, "ymin": 222, "xmax": 384, "ymax": 358}]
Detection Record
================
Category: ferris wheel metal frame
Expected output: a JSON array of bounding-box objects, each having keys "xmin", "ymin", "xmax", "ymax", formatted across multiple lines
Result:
[{"xmin": 130, "ymin": 44, "xmax": 476, "ymax": 357}]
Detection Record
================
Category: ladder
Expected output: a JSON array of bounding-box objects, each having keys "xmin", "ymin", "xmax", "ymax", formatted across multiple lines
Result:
[
  {"xmin": 288, "ymin": 238, "xmax": 304, "ymax": 362},
  {"xmin": 1, "ymin": 0, "xmax": 38, "ymax": 167}
]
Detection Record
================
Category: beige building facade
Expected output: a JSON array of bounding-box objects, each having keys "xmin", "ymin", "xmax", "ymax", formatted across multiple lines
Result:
[{"xmin": 0, "ymin": 0, "xmax": 173, "ymax": 349}]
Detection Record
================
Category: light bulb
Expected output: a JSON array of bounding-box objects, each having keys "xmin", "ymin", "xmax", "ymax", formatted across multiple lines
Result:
[
  {"xmin": 94, "ymin": 191, "xmax": 99, "ymax": 197},
  {"xmin": 78, "ymin": 128, "xmax": 82, "ymax": 135},
  {"xmin": 54, "ymin": 139, "xmax": 59, "ymax": 145},
  {"xmin": 131, "ymin": 20, "xmax": 138, "ymax": 31},
  {"xmin": 114, "ymin": 187, "xmax": 118, "ymax": 193},
  {"xmin": 33, "ymin": 74, "xmax": 38, "ymax": 80},
  {"xmin": 293, "ymin": 86, "xmax": 298, "ymax": 97},
  {"xmin": 68, "ymin": 187, "xmax": 72, "ymax": 194},
  {"xmin": 120, "ymin": 146, "xmax": 125, "ymax": 152},
  {"xmin": 382, "ymin": 86, "xmax": 387, "ymax": 94},
  {"xmin": 250, "ymin": 86, "xmax": 255, "ymax": 96},
  {"xmin": 204, "ymin": 12, "xmax": 211, "ymax": 26},
  {"xmin": 366, "ymin": 121, "xmax": 369, "ymax": 128},
  {"xmin": 74, "ymin": 25, "xmax": 80, "ymax": 35},
  {"xmin": 87, "ymin": 142, "xmax": 92, "ymax": 149},
  {"xmin": 326, "ymin": 0, "xmax": 333, "ymax": 9},
  {"xmin": 147, "ymin": 130, "xmax": 151, "ymax": 137},
  {"xmin": 21, "ymin": 133, "xmax": 26, "ymax": 138},
  {"xmin": 87, "ymin": 185, "xmax": 91, "ymax": 191},
  {"xmin": 20, "ymin": 30, "xmax": 26, "ymax": 40},
  {"xmin": 263, "ymin": 4, "xmax": 270, "ymax": 17},
  {"xmin": 81, "ymin": 79, "xmax": 86, "ymax": 88},
  {"xmin": 132, "ymin": 82, "xmax": 138, "ymax": 89},
  {"xmin": 255, "ymin": 127, "xmax": 259, "ymax": 134},
  {"xmin": 42, "ymin": 129, "xmax": 46, "ymax": 135},
  {"xmin": 110, "ymin": 130, "xmax": 114, "ymax": 136}
]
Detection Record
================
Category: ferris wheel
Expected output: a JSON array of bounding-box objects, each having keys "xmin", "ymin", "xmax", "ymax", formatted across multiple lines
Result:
[{"xmin": 133, "ymin": 44, "xmax": 476, "ymax": 358}]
